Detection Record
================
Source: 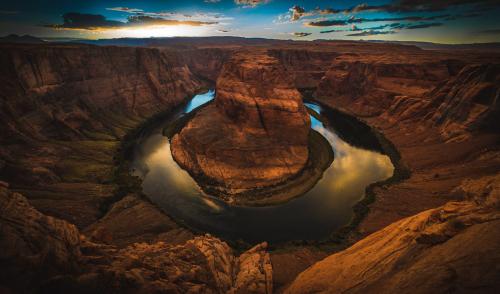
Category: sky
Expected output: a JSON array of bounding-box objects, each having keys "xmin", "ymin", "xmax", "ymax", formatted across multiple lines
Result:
[{"xmin": 1, "ymin": 0, "xmax": 500, "ymax": 43}]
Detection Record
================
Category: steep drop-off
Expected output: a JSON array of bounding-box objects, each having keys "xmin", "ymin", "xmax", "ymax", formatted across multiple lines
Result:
[{"xmin": 0, "ymin": 43, "xmax": 205, "ymax": 229}]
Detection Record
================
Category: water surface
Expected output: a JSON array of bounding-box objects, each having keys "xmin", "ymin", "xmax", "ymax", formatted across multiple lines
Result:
[{"xmin": 131, "ymin": 90, "xmax": 394, "ymax": 243}]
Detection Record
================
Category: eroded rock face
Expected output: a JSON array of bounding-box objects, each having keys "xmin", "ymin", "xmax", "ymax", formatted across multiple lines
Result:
[
  {"xmin": 315, "ymin": 58, "xmax": 455, "ymax": 116},
  {"xmin": 0, "ymin": 182, "xmax": 273, "ymax": 293},
  {"xmin": 0, "ymin": 44, "xmax": 205, "ymax": 228},
  {"xmin": 0, "ymin": 181, "xmax": 82, "ymax": 292},
  {"xmin": 172, "ymin": 51, "xmax": 311, "ymax": 196},
  {"xmin": 286, "ymin": 175, "xmax": 500, "ymax": 294},
  {"xmin": 428, "ymin": 64, "xmax": 500, "ymax": 138},
  {"xmin": 0, "ymin": 44, "xmax": 202, "ymax": 142}
]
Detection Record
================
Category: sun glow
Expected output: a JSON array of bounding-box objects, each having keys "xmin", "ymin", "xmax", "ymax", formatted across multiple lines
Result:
[{"xmin": 111, "ymin": 25, "xmax": 212, "ymax": 38}]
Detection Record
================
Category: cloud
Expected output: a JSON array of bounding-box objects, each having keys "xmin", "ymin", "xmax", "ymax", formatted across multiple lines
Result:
[
  {"xmin": 292, "ymin": 32, "xmax": 312, "ymax": 37},
  {"xmin": 286, "ymin": 0, "xmax": 495, "ymax": 23},
  {"xmin": 0, "ymin": 10, "xmax": 18, "ymax": 14},
  {"xmin": 337, "ymin": 0, "xmax": 498, "ymax": 14},
  {"xmin": 290, "ymin": 5, "xmax": 307, "ymax": 21},
  {"xmin": 405, "ymin": 22, "xmax": 443, "ymax": 29},
  {"xmin": 305, "ymin": 20, "xmax": 348, "ymax": 27},
  {"xmin": 235, "ymin": 0, "xmax": 269, "ymax": 8},
  {"xmin": 45, "ymin": 13, "xmax": 124, "ymax": 30},
  {"xmin": 346, "ymin": 30, "xmax": 396, "ymax": 37},
  {"xmin": 106, "ymin": 7, "xmax": 144, "ymax": 13},
  {"xmin": 217, "ymin": 29, "xmax": 230, "ymax": 33},
  {"xmin": 45, "ymin": 12, "xmax": 218, "ymax": 31},
  {"xmin": 305, "ymin": 15, "xmax": 450, "ymax": 27},
  {"xmin": 476, "ymin": 28, "xmax": 500, "ymax": 35}
]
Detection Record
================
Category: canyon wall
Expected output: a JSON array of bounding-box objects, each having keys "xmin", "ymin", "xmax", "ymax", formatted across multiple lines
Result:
[
  {"xmin": 0, "ymin": 44, "xmax": 205, "ymax": 228},
  {"xmin": 0, "ymin": 44, "xmax": 202, "ymax": 142}
]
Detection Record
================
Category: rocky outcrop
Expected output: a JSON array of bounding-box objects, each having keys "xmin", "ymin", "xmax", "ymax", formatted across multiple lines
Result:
[
  {"xmin": 0, "ymin": 182, "xmax": 273, "ymax": 293},
  {"xmin": 268, "ymin": 49, "xmax": 338, "ymax": 89},
  {"xmin": 286, "ymin": 175, "xmax": 500, "ymax": 294},
  {"xmin": 180, "ymin": 47, "xmax": 234, "ymax": 82},
  {"xmin": 377, "ymin": 63, "xmax": 500, "ymax": 141},
  {"xmin": 315, "ymin": 57, "xmax": 460, "ymax": 116},
  {"xmin": 84, "ymin": 194, "xmax": 194, "ymax": 247},
  {"xmin": 171, "ymin": 51, "xmax": 311, "ymax": 199},
  {"xmin": 0, "ymin": 181, "xmax": 82, "ymax": 292},
  {"xmin": 428, "ymin": 64, "xmax": 500, "ymax": 138}
]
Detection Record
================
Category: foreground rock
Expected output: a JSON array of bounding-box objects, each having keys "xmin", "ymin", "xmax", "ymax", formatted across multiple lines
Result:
[
  {"xmin": 171, "ymin": 51, "xmax": 311, "ymax": 201},
  {"xmin": 0, "ymin": 181, "xmax": 82, "ymax": 292},
  {"xmin": 286, "ymin": 175, "xmax": 500, "ymax": 294},
  {"xmin": 0, "ymin": 183, "xmax": 273, "ymax": 293}
]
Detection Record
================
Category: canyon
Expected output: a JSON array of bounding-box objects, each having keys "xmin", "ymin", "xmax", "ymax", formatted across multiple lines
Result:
[{"xmin": 0, "ymin": 39, "xmax": 499, "ymax": 293}]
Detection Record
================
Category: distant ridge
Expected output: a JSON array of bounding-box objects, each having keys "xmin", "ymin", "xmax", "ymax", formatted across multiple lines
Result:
[
  {"xmin": 0, "ymin": 34, "xmax": 46, "ymax": 44},
  {"xmin": 366, "ymin": 40, "xmax": 500, "ymax": 51}
]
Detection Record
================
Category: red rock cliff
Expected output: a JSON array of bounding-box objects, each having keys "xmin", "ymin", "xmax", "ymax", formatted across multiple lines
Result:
[{"xmin": 171, "ymin": 51, "xmax": 311, "ymax": 198}]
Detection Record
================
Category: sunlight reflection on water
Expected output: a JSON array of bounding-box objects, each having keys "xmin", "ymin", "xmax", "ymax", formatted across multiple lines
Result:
[{"xmin": 131, "ymin": 92, "xmax": 394, "ymax": 243}]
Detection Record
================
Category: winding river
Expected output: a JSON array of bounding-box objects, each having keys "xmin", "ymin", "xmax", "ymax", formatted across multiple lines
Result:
[{"xmin": 131, "ymin": 90, "xmax": 394, "ymax": 243}]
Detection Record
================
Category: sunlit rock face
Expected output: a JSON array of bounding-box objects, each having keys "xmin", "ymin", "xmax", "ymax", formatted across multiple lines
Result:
[
  {"xmin": 171, "ymin": 51, "xmax": 311, "ymax": 196},
  {"xmin": 286, "ymin": 175, "xmax": 500, "ymax": 294}
]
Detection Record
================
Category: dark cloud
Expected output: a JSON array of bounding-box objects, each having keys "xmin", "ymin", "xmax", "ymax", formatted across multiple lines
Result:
[
  {"xmin": 476, "ymin": 28, "xmax": 500, "ymax": 35},
  {"xmin": 346, "ymin": 30, "xmax": 396, "ymax": 37},
  {"xmin": 290, "ymin": 5, "xmax": 308, "ymax": 21},
  {"xmin": 45, "ymin": 12, "xmax": 217, "ymax": 30},
  {"xmin": 288, "ymin": 0, "xmax": 496, "ymax": 22},
  {"xmin": 320, "ymin": 20, "xmax": 445, "ymax": 35},
  {"xmin": 305, "ymin": 20, "xmax": 348, "ymax": 27},
  {"xmin": 45, "ymin": 13, "xmax": 124, "ymax": 30},
  {"xmin": 343, "ymin": 0, "xmax": 498, "ymax": 13},
  {"xmin": 405, "ymin": 22, "xmax": 443, "ymax": 29},
  {"xmin": 306, "ymin": 15, "xmax": 450, "ymax": 27},
  {"xmin": 292, "ymin": 32, "xmax": 312, "ymax": 37},
  {"xmin": 0, "ymin": 10, "xmax": 18, "ymax": 14}
]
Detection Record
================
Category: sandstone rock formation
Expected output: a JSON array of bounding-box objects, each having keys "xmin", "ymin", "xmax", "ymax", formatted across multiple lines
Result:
[
  {"xmin": 428, "ymin": 64, "xmax": 500, "ymax": 138},
  {"xmin": 315, "ymin": 57, "xmax": 456, "ymax": 116},
  {"xmin": 171, "ymin": 51, "xmax": 311, "ymax": 199},
  {"xmin": 286, "ymin": 175, "xmax": 500, "ymax": 294},
  {"xmin": 0, "ymin": 181, "xmax": 82, "ymax": 292},
  {"xmin": 0, "ymin": 182, "xmax": 273, "ymax": 293},
  {"xmin": 0, "ymin": 43, "xmax": 205, "ymax": 228},
  {"xmin": 381, "ymin": 64, "xmax": 500, "ymax": 140}
]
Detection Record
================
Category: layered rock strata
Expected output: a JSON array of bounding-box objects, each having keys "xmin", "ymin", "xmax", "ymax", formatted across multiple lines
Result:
[
  {"xmin": 286, "ymin": 175, "xmax": 500, "ymax": 293},
  {"xmin": 0, "ymin": 44, "xmax": 205, "ymax": 228},
  {"xmin": 0, "ymin": 182, "xmax": 273, "ymax": 293},
  {"xmin": 171, "ymin": 51, "xmax": 311, "ymax": 199}
]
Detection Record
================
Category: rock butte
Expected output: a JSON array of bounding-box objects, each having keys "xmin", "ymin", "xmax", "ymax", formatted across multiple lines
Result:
[{"xmin": 171, "ymin": 51, "xmax": 311, "ymax": 198}]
